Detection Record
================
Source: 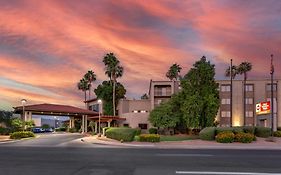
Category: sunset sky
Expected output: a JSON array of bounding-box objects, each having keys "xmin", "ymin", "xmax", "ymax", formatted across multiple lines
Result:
[{"xmin": 0, "ymin": 0, "xmax": 281, "ymax": 110}]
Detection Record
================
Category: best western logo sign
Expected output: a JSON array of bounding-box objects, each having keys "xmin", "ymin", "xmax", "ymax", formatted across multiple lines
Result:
[{"xmin": 256, "ymin": 101, "xmax": 271, "ymax": 115}]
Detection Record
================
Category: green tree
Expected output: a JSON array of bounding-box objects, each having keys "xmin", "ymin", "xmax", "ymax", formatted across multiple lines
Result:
[
  {"xmin": 84, "ymin": 70, "xmax": 97, "ymax": 99},
  {"xmin": 237, "ymin": 61, "xmax": 252, "ymax": 126},
  {"xmin": 94, "ymin": 81, "xmax": 126, "ymax": 115},
  {"xmin": 103, "ymin": 53, "xmax": 124, "ymax": 116},
  {"xmin": 11, "ymin": 118, "xmax": 23, "ymax": 131},
  {"xmin": 166, "ymin": 63, "xmax": 182, "ymax": 81},
  {"xmin": 77, "ymin": 78, "xmax": 90, "ymax": 102},
  {"xmin": 24, "ymin": 120, "xmax": 35, "ymax": 129},
  {"xmin": 180, "ymin": 56, "xmax": 220, "ymax": 129},
  {"xmin": 225, "ymin": 65, "xmax": 238, "ymax": 79}
]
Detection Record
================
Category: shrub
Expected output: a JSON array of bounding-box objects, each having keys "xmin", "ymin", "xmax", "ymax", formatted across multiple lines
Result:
[
  {"xmin": 255, "ymin": 127, "xmax": 271, "ymax": 138},
  {"xmin": 0, "ymin": 127, "xmax": 12, "ymax": 135},
  {"xmin": 55, "ymin": 127, "xmax": 67, "ymax": 132},
  {"xmin": 243, "ymin": 126, "xmax": 255, "ymax": 134},
  {"xmin": 235, "ymin": 132, "xmax": 255, "ymax": 143},
  {"xmin": 273, "ymin": 131, "xmax": 281, "ymax": 137},
  {"xmin": 134, "ymin": 135, "xmax": 140, "ymax": 141},
  {"xmin": 68, "ymin": 128, "xmax": 77, "ymax": 133},
  {"xmin": 135, "ymin": 128, "xmax": 141, "ymax": 136},
  {"xmin": 215, "ymin": 127, "xmax": 234, "ymax": 135},
  {"xmin": 191, "ymin": 128, "xmax": 201, "ymax": 135},
  {"xmin": 105, "ymin": 127, "xmax": 136, "ymax": 142},
  {"xmin": 149, "ymin": 128, "xmax": 158, "ymax": 134},
  {"xmin": 139, "ymin": 134, "xmax": 160, "ymax": 142},
  {"xmin": 199, "ymin": 127, "xmax": 216, "ymax": 140},
  {"xmin": 232, "ymin": 127, "xmax": 244, "ymax": 134},
  {"xmin": 215, "ymin": 131, "xmax": 235, "ymax": 143},
  {"xmin": 277, "ymin": 127, "xmax": 281, "ymax": 131},
  {"xmin": 10, "ymin": 131, "xmax": 35, "ymax": 139}
]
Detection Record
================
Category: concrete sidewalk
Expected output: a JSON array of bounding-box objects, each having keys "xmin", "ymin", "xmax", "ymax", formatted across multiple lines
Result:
[{"xmin": 82, "ymin": 135, "xmax": 281, "ymax": 150}]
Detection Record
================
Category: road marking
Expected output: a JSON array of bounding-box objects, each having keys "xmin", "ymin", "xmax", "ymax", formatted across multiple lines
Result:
[
  {"xmin": 156, "ymin": 154, "xmax": 213, "ymax": 157},
  {"xmin": 175, "ymin": 171, "xmax": 281, "ymax": 175}
]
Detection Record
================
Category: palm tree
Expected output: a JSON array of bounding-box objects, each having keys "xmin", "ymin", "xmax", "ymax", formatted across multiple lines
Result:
[
  {"xmin": 166, "ymin": 63, "xmax": 182, "ymax": 81},
  {"xmin": 225, "ymin": 64, "xmax": 238, "ymax": 127},
  {"xmin": 103, "ymin": 53, "xmax": 124, "ymax": 116},
  {"xmin": 84, "ymin": 70, "xmax": 97, "ymax": 100},
  {"xmin": 77, "ymin": 78, "xmax": 89, "ymax": 102},
  {"xmin": 237, "ymin": 61, "xmax": 252, "ymax": 126}
]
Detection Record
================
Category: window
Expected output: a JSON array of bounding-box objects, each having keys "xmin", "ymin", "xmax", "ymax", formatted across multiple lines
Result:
[
  {"xmin": 266, "ymin": 84, "xmax": 277, "ymax": 91},
  {"xmin": 138, "ymin": 123, "xmax": 148, "ymax": 130},
  {"xmin": 221, "ymin": 85, "xmax": 231, "ymax": 92},
  {"xmin": 221, "ymin": 98, "xmax": 230, "ymax": 105},
  {"xmin": 221, "ymin": 111, "xmax": 230, "ymax": 117},
  {"xmin": 245, "ymin": 98, "xmax": 253, "ymax": 104},
  {"xmin": 245, "ymin": 85, "xmax": 253, "ymax": 92},
  {"xmin": 246, "ymin": 111, "xmax": 253, "ymax": 117}
]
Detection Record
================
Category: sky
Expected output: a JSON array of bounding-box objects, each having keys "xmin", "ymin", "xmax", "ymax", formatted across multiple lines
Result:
[{"xmin": 0, "ymin": 0, "xmax": 281, "ymax": 111}]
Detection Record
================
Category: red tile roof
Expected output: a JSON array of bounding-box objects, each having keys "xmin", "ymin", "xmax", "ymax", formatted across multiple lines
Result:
[
  {"xmin": 14, "ymin": 103, "xmax": 98, "ymax": 116},
  {"xmin": 88, "ymin": 115, "xmax": 126, "ymax": 121}
]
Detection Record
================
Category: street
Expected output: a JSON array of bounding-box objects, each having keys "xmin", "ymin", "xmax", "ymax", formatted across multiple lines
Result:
[{"xmin": 0, "ymin": 133, "xmax": 281, "ymax": 175}]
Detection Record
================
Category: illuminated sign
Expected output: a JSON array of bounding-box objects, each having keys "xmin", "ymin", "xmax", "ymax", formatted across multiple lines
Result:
[{"xmin": 256, "ymin": 101, "xmax": 271, "ymax": 115}]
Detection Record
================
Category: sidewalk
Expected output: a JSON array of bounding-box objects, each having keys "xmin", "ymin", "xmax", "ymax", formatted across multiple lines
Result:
[
  {"xmin": 0, "ymin": 135, "xmax": 12, "ymax": 142},
  {"xmin": 82, "ymin": 135, "xmax": 281, "ymax": 150}
]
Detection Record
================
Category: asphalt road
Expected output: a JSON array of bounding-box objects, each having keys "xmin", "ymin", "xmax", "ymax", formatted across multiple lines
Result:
[{"xmin": 0, "ymin": 133, "xmax": 281, "ymax": 175}]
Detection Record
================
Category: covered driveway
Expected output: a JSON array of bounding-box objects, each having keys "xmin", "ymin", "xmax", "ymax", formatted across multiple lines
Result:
[{"xmin": 14, "ymin": 103, "xmax": 99, "ymax": 133}]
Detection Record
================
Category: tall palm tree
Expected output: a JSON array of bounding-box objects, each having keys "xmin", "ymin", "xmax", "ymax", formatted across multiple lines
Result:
[
  {"xmin": 103, "ymin": 53, "xmax": 124, "ymax": 116},
  {"xmin": 84, "ymin": 70, "xmax": 97, "ymax": 100},
  {"xmin": 77, "ymin": 78, "xmax": 89, "ymax": 102},
  {"xmin": 225, "ymin": 64, "xmax": 238, "ymax": 127},
  {"xmin": 237, "ymin": 61, "xmax": 252, "ymax": 126},
  {"xmin": 166, "ymin": 63, "xmax": 182, "ymax": 81}
]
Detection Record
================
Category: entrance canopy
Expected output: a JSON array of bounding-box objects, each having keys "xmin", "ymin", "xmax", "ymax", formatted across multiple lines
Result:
[
  {"xmin": 14, "ymin": 103, "xmax": 98, "ymax": 117},
  {"xmin": 88, "ymin": 115, "xmax": 126, "ymax": 122}
]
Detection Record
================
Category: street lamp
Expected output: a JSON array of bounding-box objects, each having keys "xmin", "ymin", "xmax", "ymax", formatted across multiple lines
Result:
[
  {"xmin": 270, "ymin": 54, "xmax": 274, "ymax": 135},
  {"xmin": 98, "ymin": 99, "xmax": 102, "ymax": 136},
  {"xmin": 21, "ymin": 99, "xmax": 27, "ymax": 129}
]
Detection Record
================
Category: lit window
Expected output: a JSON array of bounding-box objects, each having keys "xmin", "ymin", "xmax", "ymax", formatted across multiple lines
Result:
[
  {"xmin": 245, "ymin": 85, "xmax": 254, "ymax": 92},
  {"xmin": 221, "ymin": 111, "xmax": 230, "ymax": 117},
  {"xmin": 140, "ymin": 110, "xmax": 147, "ymax": 113},
  {"xmin": 221, "ymin": 98, "xmax": 230, "ymax": 104},
  {"xmin": 266, "ymin": 84, "xmax": 277, "ymax": 91},
  {"xmin": 221, "ymin": 85, "xmax": 231, "ymax": 92},
  {"xmin": 133, "ymin": 110, "xmax": 138, "ymax": 113}
]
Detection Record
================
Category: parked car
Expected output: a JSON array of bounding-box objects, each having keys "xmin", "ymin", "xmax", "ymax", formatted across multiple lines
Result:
[
  {"xmin": 31, "ymin": 127, "xmax": 44, "ymax": 133},
  {"xmin": 44, "ymin": 128, "xmax": 54, "ymax": 132}
]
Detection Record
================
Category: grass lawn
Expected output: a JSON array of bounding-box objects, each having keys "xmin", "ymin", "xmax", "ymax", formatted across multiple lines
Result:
[{"xmin": 160, "ymin": 135, "xmax": 199, "ymax": 141}]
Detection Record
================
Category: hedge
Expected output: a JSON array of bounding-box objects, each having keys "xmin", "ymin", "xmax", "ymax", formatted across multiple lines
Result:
[
  {"xmin": 243, "ymin": 126, "xmax": 255, "ymax": 134},
  {"xmin": 273, "ymin": 131, "xmax": 281, "ymax": 137},
  {"xmin": 10, "ymin": 131, "xmax": 35, "ymax": 139},
  {"xmin": 148, "ymin": 128, "xmax": 158, "ymax": 134},
  {"xmin": 135, "ymin": 128, "xmax": 141, "ymax": 136},
  {"xmin": 235, "ymin": 132, "xmax": 255, "ymax": 143},
  {"xmin": 199, "ymin": 127, "xmax": 216, "ymax": 140},
  {"xmin": 255, "ymin": 127, "xmax": 271, "ymax": 138},
  {"xmin": 216, "ymin": 127, "xmax": 234, "ymax": 135},
  {"xmin": 139, "ymin": 134, "xmax": 160, "ymax": 142},
  {"xmin": 215, "ymin": 131, "xmax": 235, "ymax": 143},
  {"xmin": 105, "ymin": 127, "xmax": 136, "ymax": 142},
  {"xmin": 232, "ymin": 127, "xmax": 244, "ymax": 134},
  {"xmin": 0, "ymin": 127, "xmax": 12, "ymax": 135}
]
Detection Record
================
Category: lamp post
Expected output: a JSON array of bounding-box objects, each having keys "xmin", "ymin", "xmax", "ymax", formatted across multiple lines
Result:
[
  {"xmin": 21, "ymin": 99, "xmax": 27, "ymax": 130},
  {"xmin": 230, "ymin": 59, "xmax": 233, "ymax": 127},
  {"xmin": 270, "ymin": 54, "xmax": 274, "ymax": 135},
  {"xmin": 98, "ymin": 99, "xmax": 102, "ymax": 136}
]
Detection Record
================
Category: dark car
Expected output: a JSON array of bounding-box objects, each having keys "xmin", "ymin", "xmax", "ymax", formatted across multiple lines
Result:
[{"xmin": 31, "ymin": 128, "xmax": 44, "ymax": 133}]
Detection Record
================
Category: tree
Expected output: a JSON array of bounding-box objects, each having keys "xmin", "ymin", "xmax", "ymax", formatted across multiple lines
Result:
[
  {"xmin": 237, "ymin": 61, "xmax": 252, "ymax": 126},
  {"xmin": 103, "ymin": 53, "xmax": 124, "ymax": 116},
  {"xmin": 11, "ymin": 118, "xmax": 23, "ymax": 131},
  {"xmin": 24, "ymin": 120, "xmax": 35, "ymax": 129},
  {"xmin": 84, "ymin": 70, "xmax": 97, "ymax": 99},
  {"xmin": 180, "ymin": 56, "xmax": 220, "ymax": 129},
  {"xmin": 225, "ymin": 65, "xmax": 238, "ymax": 79},
  {"xmin": 94, "ymin": 81, "xmax": 126, "ymax": 115},
  {"xmin": 149, "ymin": 100, "xmax": 180, "ymax": 129},
  {"xmin": 141, "ymin": 93, "xmax": 149, "ymax": 99},
  {"xmin": 77, "ymin": 78, "xmax": 90, "ymax": 102},
  {"xmin": 166, "ymin": 63, "xmax": 182, "ymax": 81}
]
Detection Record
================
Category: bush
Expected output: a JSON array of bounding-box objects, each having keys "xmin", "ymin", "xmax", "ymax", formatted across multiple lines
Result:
[
  {"xmin": 105, "ymin": 127, "xmax": 136, "ymax": 142},
  {"xmin": 55, "ymin": 127, "xmax": 67, "ymax": 132},
  {"xmin": 277, "ymin": 127, "xmax": 281, "ymax": 131},
  {"xmin": 10, "ymin": 131, "xmax": 35, "ymax": 139},
  {"xmin": 273, "ymin": 131, "xmax": 281, "ymax": 137},
  {"xmin": 235, "ymin": 132, "xmax": 255, "ymax": 143},
  {"xmin": 149, "ymin": 128, "xmax": 158, "ymax": 134},
  {"xmin": 199, "ymin": 127, "xmax": 216, "ymax": 140},
  {"xmin": 68, "ymin": 128, "xmax": 77, "ymax": 133},
  {"xmin": 243, "ymin": 126, "xmax": 255, "ymax": 134},
  {"xmin": 139, "ymin": 134, "xmax": 160, "ymax": 142},
  {"xmin": 255, "ymin": 127, "xmax": 271, "ymax": 138},
  {"xmin": 135, "ymin": 128, "xmax": 141, "ymax": 136},
  {"xmin": 191, "ymin": 128, "xmax": 201, "ymax": 135},
  {"xmin": 0, "ymin": 127, "xmax": 12, "ymax": 135},
  {"xmin": 215, "ymin": 131, "xmax": 235, "ymax": 143},
  {"xmin": 216, "ymin": 127, "xmax": 234, "ymax": 135},
  {"xmin": 232, "ymin": 127, "xmax": 244, "ymax": 134}
]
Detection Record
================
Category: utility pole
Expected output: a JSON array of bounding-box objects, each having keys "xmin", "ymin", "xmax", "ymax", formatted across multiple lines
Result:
[
  {"xmin": 270, "ymin": 54, "xmax": 274, "ymax": 135},
  {"xmin": 230, "ymin": 59, "xmax": 233, "ymax": 127}
]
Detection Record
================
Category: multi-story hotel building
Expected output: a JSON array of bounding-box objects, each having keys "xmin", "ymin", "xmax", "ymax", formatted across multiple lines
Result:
[{"xmin": 86, "ymin": 79, "xmax": 281, "ymax": 131}]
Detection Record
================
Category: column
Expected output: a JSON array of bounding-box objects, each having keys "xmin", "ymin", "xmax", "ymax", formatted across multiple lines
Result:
[
  {"xmin": 107, "ymin": 121, "xmax": 111, "ymax": 127},
  {"xmin": 81, "ymin": 115, "xmax": 85, "ymax": 133},
  {"xmin": 85, "ymin": 115, "xmax": 88, "ymax": 133},
  {"xmin": 95, "ymin": 122, "xmax": 97, "ymax": 133}
]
